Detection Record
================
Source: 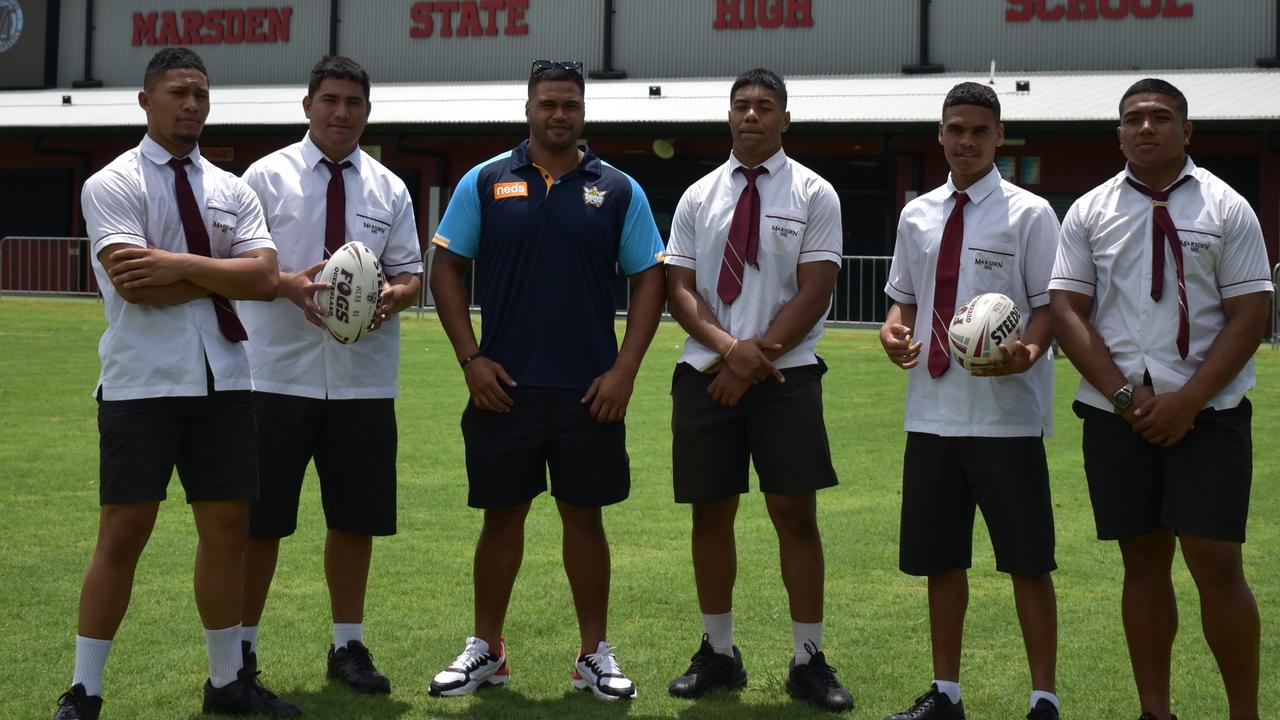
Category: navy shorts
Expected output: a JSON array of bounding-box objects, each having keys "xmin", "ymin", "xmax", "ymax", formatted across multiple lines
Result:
[
  {"xmin": 248, "ymin": 393, "xmax": 397, "ymax": 539},
  {"xmin": 1074, "ymin": 399, "xmax": 1252, "ymax": 543},
  {"xmin": 670, "ymin": 360, "xmax": 838, "ymax": 504},
  {"xmin": 97, "ymin": 390, "xmax": 258, "ymax": 505},
  {"xmin": 461, "ymin": 387, "xmax": 630, "ymax": 509},
  {"xmin": 898, "ymin": 432, "xmax": 1056, "ymax": 576}
]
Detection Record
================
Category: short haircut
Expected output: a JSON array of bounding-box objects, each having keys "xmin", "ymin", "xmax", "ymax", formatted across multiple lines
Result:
[
  {"xmin": 309, "ymin": 56, "xmax": 371, "ymax": 99},
  {"xmin": 528, "ymin": 64, "xmax": 584, "ymax": 98},
  {"xmin": 144, "ymin": 47, "xmax": 207, "ymax": 89},
  {"xmin": 1119, "ymin": 78, "xmax": 1188, "ymax": 120},
  {"xmin": 731, "ymin": 68, "xmax": 788, "ymax": 109},
  {"xmin": 943, "ymin": 82, "xmax": 1000, "ymax": 121}
]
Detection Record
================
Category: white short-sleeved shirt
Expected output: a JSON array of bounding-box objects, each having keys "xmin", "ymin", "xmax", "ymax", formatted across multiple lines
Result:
[
  {"xmin": 84, "ymin": 135, "xmax": 274, "ymax": 400},
  {"xmin": 664, "ymin": 148, "xmax": 843, "ymax": 371},
  {"xmin": 238, "ymin": 134, "xmax": 423, "ymax": 400},
  {"xmin": 1049, "ymin": 158, "xmax": 1273, "ymax": 412},
  {"xmin": 884, "ymin": 165, "xmax": 1060, "ymax": 437}
]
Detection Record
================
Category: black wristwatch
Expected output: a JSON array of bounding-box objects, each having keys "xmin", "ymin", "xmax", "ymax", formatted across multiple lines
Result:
[{"xmin": 1112, "ymin": 383, "xmax": 1135, "ymax": 412}]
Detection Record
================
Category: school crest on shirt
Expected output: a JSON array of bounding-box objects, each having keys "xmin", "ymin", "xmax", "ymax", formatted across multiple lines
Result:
[{"xmin": 582, "ymin": 185, "xmax": 607, "ymax": 208}]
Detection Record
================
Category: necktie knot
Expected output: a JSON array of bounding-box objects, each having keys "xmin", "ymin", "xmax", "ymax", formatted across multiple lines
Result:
[
  {"xmin": 320, "ymin": 158, "xmax": 353, "ymax": 176},
  {"xmin": 737, "ymin": 165, "xmax": 768, "ymax": 186},
  {"xmin": 952, "ymin": 191, "xmax": 969, "ymax": 208},
  {"xmin": 167, "ymin": 157, "xmax": 193, "ymax": 171}
]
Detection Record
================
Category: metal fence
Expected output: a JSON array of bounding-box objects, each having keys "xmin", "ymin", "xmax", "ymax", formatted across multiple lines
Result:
[
  {"xmin": 1272, "ymin": 262, "xmax": 1280, "ymax": 348},
  {"xmin": 3, "ymin": 238, "xmax": 895, "ymax": 328},
  {"xmin": 414, "ymin": 249, "xmax": 895, "ymax": 327},
  {"xmin": 0, "ymin": 236, "xmax": 101, "ymax": 298}
]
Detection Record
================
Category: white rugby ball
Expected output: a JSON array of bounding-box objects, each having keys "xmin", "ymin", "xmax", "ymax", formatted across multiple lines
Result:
[
  {"xmin": 316, "ymin": 241, "xmax": 384, "ymax": 345},
  {"xmin": 947, "ymin": 292, "xmax": 1024, "ymax": 371}
]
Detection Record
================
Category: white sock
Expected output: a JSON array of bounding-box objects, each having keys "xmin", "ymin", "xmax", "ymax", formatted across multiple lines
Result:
[
  {"xmin": 792, "ymin": 620, "xmax": 823, "ymax": 665},
  {"xmin": 72, "ymin": 635, "xmax": 112, "ymax": 697},
  {"xmin": 205, "ymin": 625, "xmax": 244, "ymax": 689},
  {"xmin": 933, "ymin": 679, "xmax": 962, "ymax": 705},
  {"xmin": 241, "ymin": 625, "xmax": 258, "ymax": 654},
  {"xmin": 1031, "ymin": 690, "xmax": 1060, "ymax": 711},
  {"xmin": 333, "ymin": 623, "xmax": 364, "ymax": 650},
  {"xmin": 700, "ymin": 611, "xmax": 735, "ymax": 657}
]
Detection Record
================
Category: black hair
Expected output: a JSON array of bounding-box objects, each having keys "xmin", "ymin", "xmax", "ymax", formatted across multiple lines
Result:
[
  {"xmin": 1119, "ymin": 78, "xmax": 1188, "ymax": 121},
  {"xmin": 144, "ymin": 47, "xmax": 207, "ymax": 89},
  {"xmin": 309, "ymin": 56, "xmax": 371, "ymax": 99},
  {"xmin": 943, "ymin": 82, "xmax": 1000, "ymax": 121},
  {"xmin": 730, "ymin": 68, "xmax": 787, "ymax": 109},
  {"xmin": 528, "ymin": 64, "xmax": 584, "ymax": 98}
]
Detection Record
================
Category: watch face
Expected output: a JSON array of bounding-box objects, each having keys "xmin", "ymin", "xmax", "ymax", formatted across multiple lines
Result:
[{"xmin": 1114, "ymin": 389, "xmax": 1132, "ymax": 410}]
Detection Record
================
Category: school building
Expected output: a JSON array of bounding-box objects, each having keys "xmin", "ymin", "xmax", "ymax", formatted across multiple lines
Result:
[{"xmin": 1, "ymin": 0, "xmax": 1278, "ymax": 318}]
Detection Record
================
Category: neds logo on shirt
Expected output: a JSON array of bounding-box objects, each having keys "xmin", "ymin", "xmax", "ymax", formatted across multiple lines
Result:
[{"xmin": 493, "ymin": 181, "xmax": 528, "ymax": 199}]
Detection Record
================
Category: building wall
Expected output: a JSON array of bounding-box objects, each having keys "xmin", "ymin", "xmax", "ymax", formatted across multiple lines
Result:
[
  {"xmin": 612, "ymin": 0, "xmax": 917, "ymax": 77},
  {"xmin": 933, "ymin": 0, "xmax": 1275, "ymax": 72},
  {"xmin": 39, "ymin": 0, "xmax": 1280, "ymax": 90}
]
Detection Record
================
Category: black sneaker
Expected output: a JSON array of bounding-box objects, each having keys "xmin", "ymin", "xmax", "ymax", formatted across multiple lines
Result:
[
  {"xmin": 668, "ymin": 634, "xmax": 748, "ymax": 698},
  {"xmin": 1028, "ymin": 699, "xmax": 1059, "ymax": 720},
  {"xmin": 1138, "ymin": 714, "xmax": 1179, "ymax": 720},
  {"xmin": 328, "ymin": 641, "xmax": 391, "ymax": 694},
  {"xmin": 202, "ymin": 665, "xmax": 302, "ymax": 716},
  {"xmin": 885, "ymin": 684, "xmax": 966, "ymax": 720},
  {"xmin": 52, "ymin": 684, "xmax": 102, "ymax": 720},
  {"xmin": 785, "ymin": 644, "xmax": 854, "ymax": 713}
]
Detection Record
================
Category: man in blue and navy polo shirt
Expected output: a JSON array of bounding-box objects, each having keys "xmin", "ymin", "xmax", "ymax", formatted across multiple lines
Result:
[{"xmin": 427, "ymin": 60, "xmax": 665, "ymax": 701}]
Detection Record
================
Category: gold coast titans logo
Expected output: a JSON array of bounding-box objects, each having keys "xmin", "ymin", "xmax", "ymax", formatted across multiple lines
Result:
[
  {"xmin": 0, "ymin": 0, "xmax": 22, "ymax": 55},
  {"xmin": 582, "ymin": 185, "xmax": 607, "ymax": 208}
]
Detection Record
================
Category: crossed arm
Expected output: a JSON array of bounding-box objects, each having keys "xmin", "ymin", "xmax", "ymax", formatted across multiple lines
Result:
[{"xmin": 97, "ymin": 243, "xmax": 278, "ymax": 306}]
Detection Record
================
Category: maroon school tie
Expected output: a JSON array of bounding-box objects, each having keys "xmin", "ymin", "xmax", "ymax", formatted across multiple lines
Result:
[
  {"xmin": 167, "ymin": 157, "xmax": 247, "ymax": 343},
  {"xmin": 717, "ymin": 165, "xmax": 769, "ymax": 304},
  {"xmin": 928, "ymin": 192, "xmax": 969, "ymax": 378},
  {"xmin": 320, "ymin": 158, "xmax": 353, "ymax": 257},
  {"xmin": 1126, "ymin": 176, "xmax": 1193, "ymax": 359}
]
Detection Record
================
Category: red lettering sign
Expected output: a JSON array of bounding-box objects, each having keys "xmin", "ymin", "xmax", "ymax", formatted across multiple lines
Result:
[
  {"xmin": 1006, "ymin": 0, "xmax": 1192, "ymax": 21},
  {"xmin": 409, "ymin": 0, "xmax": 528, "ymax": 39},
  {"xmin": 131, "ymin": 7, "xmax": 292, "ymax": 46},
  {"xmin": 714, "ymin": 0, "xmax": 813, "ymax": 30}
]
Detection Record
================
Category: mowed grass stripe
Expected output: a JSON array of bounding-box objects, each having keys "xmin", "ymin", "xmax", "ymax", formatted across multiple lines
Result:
[{"xmin": 0, "ymin": 296, "xmax": 1275, "ymax": 719}]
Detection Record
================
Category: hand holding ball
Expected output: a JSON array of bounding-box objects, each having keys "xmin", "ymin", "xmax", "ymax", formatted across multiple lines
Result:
[
  {"xmin": 947, "ymin": 293, "xmax": 1024, "ymax": 372},
  {"xmin": 315, "ymin": 241, "xmax": 384, "ymax": 344}
]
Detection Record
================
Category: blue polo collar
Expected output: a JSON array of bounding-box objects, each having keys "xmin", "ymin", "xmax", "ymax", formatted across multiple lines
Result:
[{"xmin": 510, "ymin": 139, "xmax": 601, "ymax": 178}]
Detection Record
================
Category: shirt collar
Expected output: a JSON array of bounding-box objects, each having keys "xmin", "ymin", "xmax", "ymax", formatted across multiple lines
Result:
[
  {"xmin": 510, "ymin": 139, "xmax": 601, "ymax": 177},
  {"xmin": 945, "ymin": 164, "xmax": 1001, "ymax": 204},
  {"xmin": 1123, "ymin": 156, "xmax": 1197, "ymax": 192},
  {"xmin": 301, "ymin": 132, "xmax": 363, "ymax": 172},
  {"xmin": 728, "ymin": 147, "xmax": 787, "ymax": 176},
  {"xmin": 140, "ymin": 134, "xmax": 201, "ymax": 169}
]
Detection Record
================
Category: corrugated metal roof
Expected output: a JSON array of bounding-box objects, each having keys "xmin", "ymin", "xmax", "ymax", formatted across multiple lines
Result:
[{"xmin": 4, "ymin": 69, "xmax": 1279, "ymax": 129}]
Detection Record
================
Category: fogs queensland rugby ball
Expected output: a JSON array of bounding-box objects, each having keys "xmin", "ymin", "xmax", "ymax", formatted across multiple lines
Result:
[{"xmin": 316, "ymin": 241, "xmax": 384, "ymax": 345}]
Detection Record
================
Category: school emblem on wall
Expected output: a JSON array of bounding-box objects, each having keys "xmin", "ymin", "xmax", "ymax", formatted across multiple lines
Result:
[
  {"xmin": 0, "ymin": 0, "xmax": 23, "ymax": 55},
  {"xmin": 582, "ymin": 185, "xmax": 607, "ymax": 208}
]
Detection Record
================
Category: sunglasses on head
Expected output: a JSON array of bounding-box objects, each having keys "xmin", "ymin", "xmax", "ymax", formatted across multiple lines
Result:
[{"xmin": 531, "ymin": 60, "xmax": 583, "ymax": 74}]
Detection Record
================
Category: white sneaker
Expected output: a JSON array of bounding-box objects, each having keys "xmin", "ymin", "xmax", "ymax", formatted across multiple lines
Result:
[
  {"xmin": 428, "ymin": 636, "xmax": 508, "ymax": 696},
  {"xmin": 571, "ymin": 641, "xmax": 636, "ymax": 700}
]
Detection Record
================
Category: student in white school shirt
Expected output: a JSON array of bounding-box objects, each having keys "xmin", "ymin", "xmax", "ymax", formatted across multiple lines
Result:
[
  {"xmin": 663, "ymin": 68, "xmax": 853, "ymax": 714},
  {"xmin": 237, "ymin": 56, "xmax": 422, "ymax": 697},
  {"xmin": 879, "ymin": 82, "xmax": 1061, "ymax": 720},
  {"xmin": 1050, "ymin": 78, "xmax": 1269, "ymax": 720},
  {"xmin": 52, "ymin": 47, "xmax": 293, "ymax": 720}
]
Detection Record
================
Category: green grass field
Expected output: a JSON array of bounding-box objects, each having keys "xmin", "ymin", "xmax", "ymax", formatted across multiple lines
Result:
[{"xmin": 0, "ymin": 296, "xmax": 1275, "ymax": 719}]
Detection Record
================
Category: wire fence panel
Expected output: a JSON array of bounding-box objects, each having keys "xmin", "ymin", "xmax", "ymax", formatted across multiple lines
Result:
[{"xmin": 0, "ymin": 237, "xmax": 100, "ymax": 299}]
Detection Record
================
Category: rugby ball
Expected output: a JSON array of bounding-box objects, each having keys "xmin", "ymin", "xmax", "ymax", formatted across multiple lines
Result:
[
  {"xmin": 947, "ymin": 292, "xmax": 1024, "ymax": 371},
  {"xmin": 316, "ymin": 241, "xmax": 384, "ymax": 345}
]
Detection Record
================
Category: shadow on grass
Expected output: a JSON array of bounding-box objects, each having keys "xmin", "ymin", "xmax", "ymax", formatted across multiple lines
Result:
[{"xmin": 195, "ymin": 681, "xmax": 413, "ymax": 720}]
